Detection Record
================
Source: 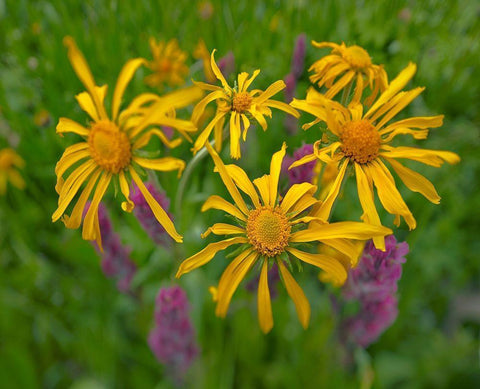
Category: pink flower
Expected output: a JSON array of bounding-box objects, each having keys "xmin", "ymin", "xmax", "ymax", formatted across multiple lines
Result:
[
  {"xmin": 282, "ymin": 144, "xmax": 317, "ymax": 187},
  {"xmin": 148, "ymin": 286, "xmax": 198, "ymax": 384}
]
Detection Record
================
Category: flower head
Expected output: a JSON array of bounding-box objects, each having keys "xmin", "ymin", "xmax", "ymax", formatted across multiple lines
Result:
[
  {"xmin": 53, "ymin": 37, "xmax": 201, "ymax": 248},
  {"xmin": 145, "ymin": 38, "xmax": 189, "ymax": 88},
  {"xmin": 176, "ymin": 143, "xmax": 391, "ymax": 333},
  {"xmin": 191, "ymin": 50, "xmax": 300, "ymax": 159},
  {"xmin": 0, "ymin": 148, "xmax": 25, "ymax": 195},
  {"xmin": 291, "ymin": 64, "xmax": 460, "ymax": 249},
  {"xmin": 309, "ymin": 41, "xmax": 388, "ymax": 103}
]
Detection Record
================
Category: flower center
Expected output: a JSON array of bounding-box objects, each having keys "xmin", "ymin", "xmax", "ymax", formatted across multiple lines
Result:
[
  {"xmin": 88, "ymin": 120, "xmax": 131, "ymax": 173},
  {"xmin": 246, "ymin": 206, "xmax": 291, "ymax": 257},
  {"xmin": 232, "ymin": 91, "xmax": 253, "ymax": 113},
  {"xmin": 342, "ymin": 45, "xmax": 372, "ymax": 69},
  {"xmin": 340, "ymin": 119, "xmax": 380, "ymax": 164}
]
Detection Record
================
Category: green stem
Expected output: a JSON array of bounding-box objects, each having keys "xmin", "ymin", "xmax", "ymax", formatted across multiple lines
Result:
[{"xmin": 340, "ymin": 79, "xmax": 354, "ymax": 106}]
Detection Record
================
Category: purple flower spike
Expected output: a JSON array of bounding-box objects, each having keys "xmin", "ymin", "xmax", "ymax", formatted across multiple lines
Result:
[
  {"xmin": 148, "ymin": 286, "xmax": 199, "ymax": 385},
  {"xmin": 291, "ymin": 33, "xmax": 307, "ymax": 78},
  {"xmin": 218, "ymin": 51, "xmax": 235, "ymax": 79},
  {"xmin": 90, "ymin": 203, "xmax": 137, "ymax": 293},
  {"xmin": 131, "ymin": 182, "xmax": 172, "ymax": 247},
  {"xmin": 282, "ymin": 144, "xmax": 317, "ymax": 187},
  {"xmin": 342, "ymin": 235, "xmax": 408, "ymax": 347}
]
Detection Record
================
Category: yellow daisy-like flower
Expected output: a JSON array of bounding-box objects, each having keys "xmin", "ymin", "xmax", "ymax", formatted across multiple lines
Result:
[
  {"xmin": 144, "ymin": 38, "xmax": 189, "ymax": 88},
  {"xmin": 0, "ymin": 148, "xmax": 25, "ymax": 195},
  {"xmin": 191, "ymin": 50, "xmax": 300, "ymax": 159},
  {"xmin": 53, "ymin": 37, "xmax": 201, "ymax": 248},
  {"xmin": 291, "ymin": 63, "xmax": 460, "ymax": 249},
  {"xmin": 176, "ymin": 142, "xmax": 391, "ymax": 333},
  {"xmin": 309, "ymin": 41, "xmax": 388, "ymax": 104}
]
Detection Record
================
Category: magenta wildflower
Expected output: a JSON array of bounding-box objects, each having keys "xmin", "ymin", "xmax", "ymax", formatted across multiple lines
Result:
[
  {"xmin": 282, "ymin": 144, "xmax": 317, "ymax": 187},
  {"xmin": 218, "ymin": 51, "xmax": 235, "ymax": 78},
  {"xmin": 90, "ymin": 202, "xmax": 137, "ymax": 293},
  {"xmin": 342, "ymin": 235, "xmax": 408, "ymax": 347},
  {"xmin": 131, "ymin": 182, "xmax": 172, "ymax": 246},
  {"xmin": 148, "ymin": 286, "xmax": 198, "ymax": 385},
  {"xmin": 291, "ymin": 33, "xmax": 307, "ymax": 78}
]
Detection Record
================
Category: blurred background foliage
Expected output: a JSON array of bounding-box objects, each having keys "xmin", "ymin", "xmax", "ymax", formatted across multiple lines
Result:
[{"xmin": 0, "ymin": 0, "xmax": 479, "ymax": 387}]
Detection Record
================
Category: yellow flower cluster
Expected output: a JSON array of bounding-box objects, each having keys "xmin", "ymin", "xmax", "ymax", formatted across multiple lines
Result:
[{"xmin": 52, "ymin": 37, "xmax": 459, "ymax": 334}]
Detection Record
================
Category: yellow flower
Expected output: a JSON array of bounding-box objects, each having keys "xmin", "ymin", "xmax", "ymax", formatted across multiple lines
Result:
[
  {"xmin": 193, "ymin": 39, "xmax": 216, "ymax": 83},
  {"xmin": 145, "ymin": 38, "xmax": 189, "ymax": 88},
  {"xmin": 291, "ymin": 63, "xmax": 460, "ymax": 249},
  {"xmin": 53, "ymin": 37, "xmax": 201, "ymax": 248},
  {"xmin": 0, "ymin": 148, "xmax": 25, "ymax": 194},
  {"xmin": 176, "ymin": 143, "xmax": 391, "ymax": 333},
  {"xmin": 309, "ymin": 41, "xmax": 388, "ymax": 104},
  {"xmin": 191, "ymin": 50, "xmax": 300, "ymax": 159}
]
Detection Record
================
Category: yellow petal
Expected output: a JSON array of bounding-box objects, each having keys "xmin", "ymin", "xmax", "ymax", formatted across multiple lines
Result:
[
  {"xmin": 201, "ymin": 195, "xmax": 246, "ymax": 221},
  {"xmin": 229, "ymin": 112, "xmax": 242, "ymax": 159},
  {"xmin": 253, "ymin": 174, "xmax": 271, "ymax": 207},
  {"xmin": 112, "ymin": 58, "xmax": 146, "ymax": 120},
  {"xmin": 281, "ymin": 182, "xmax": 317, "ymax": 214},
  {"xmin": 55, "ymin": 148, "xmax": 90, "ymax": 179},
  {"xmin": 130, "ymin": 166, "xmax": 183, "ymax": 242},
  {"xmin": 118, "ymin": 171, "xmax": 134, "ymax": 212},
  {"xmin": 319, "ymin": 238, "xmax": 362, "ymax": 265},
  {"xmin": 132, "ymin": 128, "xmax": 182, "ymax": 150},
  {"xmin": 56, "ymin": 118, "xmax": 89, "ymax": 137},
  {"xmin": 287, "ymin": 247, "xmax": 347, "ymax": 285},
  {"xmin": 288, "ymin": 153, "xmax": 318, "ymax": 170},
  {"xmin": 201, "ymin": 223, "xmax": 245, "ymax": 238},
  {"xmin": 258, "ymin": 260, "xmax": 274, "ymax": 333},
  {"xmin": 324, "ymin": 70, "xmax": 355, "ymax": 99},
  {"xmin": 277, "ymin": 259, "xmax": 310, "ymax": 329},
  {"xmin": 221, "ymin": 165, "xmax": 261, "ymax": 208},
  {"xmin": 366, "ymin": 160, "xmax": 416, "ymax": 230},
  {"xmin": 366, "ymin": 62, "xmax": 416, "ymax": 117},
  {"xmin": 249, "ymin": 106, "xmax": 268, "ymax": 130},
  {"xmin": 206, "ymin": 142, "xmax": 249, "ymax": 215},
  {"xmin": 210, "ymin": 49, "xmax": 229, "ymax": 90},
  {"xmin": 63, "ymin": 169, "xmax": 102, "ymax": 229},
  {"xmin": 374, "ymin": 88, "xmax": 425, "ymax": 129},
  {"xmin": 215, "ymin": 249, "xmax": 257, "ymax": 317},
  {"xmin": 191, "ymin": 90, "xmax": 227, "ymax": 124},
  {"xmin": 243, "ymin": 69, "xmax": 261, "ymax": 91},
  {"xmin": 176, "ymin": 236, "xmax": 248, "ymax": 277},
  {"xmin": 290, "ymin": 221, "xmax": 392, "ymax": 242},
  {"xmin": 379, "ymin": 146, "xmax": 460, "ymax": 167},
  {"xmin": 313, "ymin": 159, "xmax": 348, "ymax": 221},
  {"xmin": 265, "ymin": 100, "xmax": 300, "ymax": 118},
  {"xmin": 379, "ymin": 115, "xmax": 444, "ymax": 135},
  {"xmin": 355, "ymin": 163, "xmax": 385, "ymax": 250},
  {"xmin": 269, "ymin": 142, "xmax": 287, "ymax": 206},
  {"xmin": 63, "ymin": 37, "xmax": 108, "ymax": 120},
  {"xmin": 255, "ymin": 80, "xmax": 286, "ymax": 105},
  {"xmin": 387, "ymin": 158, "xmax": 440, "ymax": 204},
  {"xmin": 289, "ymin": 194, "xmax": 319, "ymax": 217},
  {"xmin": 192, "ymin": 111, "xmax": 228, "ymax": 154},
  {"xmin": 133, "ymin": 156, "xmax": 185, "ymax": 177},
  {"xmin": 82, "ymin": 172, "xmax": 112, "ymax": 241}
]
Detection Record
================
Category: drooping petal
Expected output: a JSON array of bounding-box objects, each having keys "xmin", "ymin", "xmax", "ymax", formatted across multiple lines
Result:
[
  {"xmin": 176, "ymin": 236, "xmax": 248, "ymax": 277},
  {"xmin": 112, "ymin": 58, "xmax": 146, "ymax": 120},
  {"xmin": 366, "ymin": 160, "xmax": 416, "ymax": 230},
  {"xmin": 386, "ymin": 158, "xmax": 440, "ymax": 204},
  {"xmin": 287, "ymin": 247, "xmax": 347, "ymax": 286},
  {"xmin": 82, "ymin": 172, "xmax": 112, "ymax": 242},
  {"xmin": 215, "ymin": 249, "xmax": 257, "ymax": 317},
  {"xmin": 313, "ymin": 159, "xmax": 348, "ymax": 221},
  {"xmin": 277, "ymin": 259, "xmax": 310, "ymax": 329},
  {"xmin": 201, "ymin": 195, "xmax": 246, "ymax": 221},
  {"xmin": 210, "ymin": 49, "xmax": 230, "ymax": 90},
  {"xmin": 229, "ymin": 112, "xmax": 242, "ymax": 159},
  {"xmin": 192, "ymin": 111, "xmax": 228, "ymax": 154},
  {"xmin": 118, "ymin": 171, "xmax": 134, "ymax": 212},
  {"xmin": 130, "ymin": 167, "xmax": 183, "ymax": 242},
  {"xmin": 191, "ymin": 90, "xmax": 227, "ymax": 124},
  {"xmin": 355, "ymin": 163, "xmax": 385, "ymax": 250},
  {"xmin": 258, "ymin": 260, "xmax": 274, "ymax": 333}
]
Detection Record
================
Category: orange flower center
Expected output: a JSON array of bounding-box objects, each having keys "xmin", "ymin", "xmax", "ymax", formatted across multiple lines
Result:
[
  {"xmin": 232, "ymin": 91, "xmax": 253, "ymax": 113},
  {"xmin": 246, "ymin": 206, "xmax": 291, "ymax": 257},
  {"xmin": 342, "ymin": 45, "xmax": 372, "ymax": 69},
  {"xmin": 88, "ymin": 120, "xmax": 131, "ymax": 173},
  {"xmin": 341, "ymin": 119, "xmax": 380, "ymax": 164}
]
